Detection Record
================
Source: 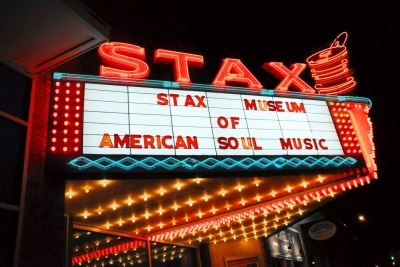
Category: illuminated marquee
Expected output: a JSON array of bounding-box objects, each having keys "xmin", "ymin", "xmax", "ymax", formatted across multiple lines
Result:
[{"xmin": 47, "ymin": 73, "xmax": 375, "ymax": 179}]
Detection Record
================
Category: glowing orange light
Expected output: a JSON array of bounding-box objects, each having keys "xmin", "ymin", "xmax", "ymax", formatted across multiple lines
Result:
[
  {"xmin": 76, "ymin": 83, "xmax": 81, "ymax": 88},
  {"xmin": 66, "ymin": 82, "xmax": 70, "ymax": 87},
  {"xmin": 56, "ymin": 82, "xmax": 60, "ymax": 86},
  {"xmin": 74, "ymin": 138, "xmax": 79, "ymax": 143},
  {"xmin": 306, "ymin": 32, "xmax": 357, "ymax": 95},
  {"xmin": 51, "ymin": 146, "xmax": 56, "ymax": 151},
  {"xmin": 74, "ymin": 147, "xmax": 78, "ymax": 152},
  {"xmin": 52, "ymin": 138, "xmax": 56, "ymax": 142},
  {"xmin": 212, "ymin": 58, "xmax": 262, "ymax": 89},
  {"xmin": 65, "ymin": 97, "xmax": 69, "ymax": 102},
  {"xmin": 75, "ymin": 130, "xmax": 79, "ymax": 134},
  {"xmin": 64, "ymin": 121, "xmax": 68, "ymax": 126},
  {"xmin": 63, "ymin": 147, "xmax": 67, "ymax": 152},
  {"xmin": 52, "ymin": 129, "xmax": 56, "ymax": 134},
  {"xmin": 154, "ymin": 49, "xmax": 204, "ymax": 82},
  {"xmin": 99, "ymin": 42, "xmax": 150, "ymax": 79},
  {"xmin": 75, "ymin": 122, "xmax": 79, "ymax": 126},
  {"xmin": 262, "ymin": 62, "xmax": 315, "ymax": 93}
]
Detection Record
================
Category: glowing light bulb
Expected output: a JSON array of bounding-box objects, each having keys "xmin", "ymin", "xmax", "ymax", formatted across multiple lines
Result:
[{"xmin": 176, "ymin": 183, "xmax": 182, "ymax": 190}]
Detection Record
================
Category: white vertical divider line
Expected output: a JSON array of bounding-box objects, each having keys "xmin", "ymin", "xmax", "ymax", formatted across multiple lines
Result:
[
  {"xmin": 205, "ymin": 92, "xmax": 218, "ymax": 156},
  {"xmin": 240, "ymin": 94, "xmax": 255, "ymax": 156},
  {"xmin": 302, "ymin": 99, "xmax": 319, "ymax": 155},
  {"xmin": 273, "ymin": 96, "xmax": 287, "ymax": 156},
  {"xmin": 166, "ymin": 89, "xmax": 176, "ymax": 155},
  {"xmin": 127, "ymin": 86, "xmax": 131, "ymax": 155}
]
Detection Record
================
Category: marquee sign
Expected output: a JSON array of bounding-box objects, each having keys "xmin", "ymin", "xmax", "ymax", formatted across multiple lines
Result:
[
  {"xmin": 83, "ymin": 84, "xmax": 343, "ymax": 156},
  {"xmin": 46, "ymin": 73, "xmax": 376, "ymax": 177},
  {"xmin": 98, "ymin": 32, "xmax": 356, "ymax": 95}
]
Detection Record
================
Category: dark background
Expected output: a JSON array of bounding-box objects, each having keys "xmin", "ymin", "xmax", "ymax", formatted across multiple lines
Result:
[{"xmin": 72, "ymin": 1, "xmax": 398, "ymax": 265}]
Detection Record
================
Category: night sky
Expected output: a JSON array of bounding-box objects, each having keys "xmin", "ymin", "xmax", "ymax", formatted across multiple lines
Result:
[{"xmin": 81, "ymin": 1, "xmax": 399, "ymax": 265}]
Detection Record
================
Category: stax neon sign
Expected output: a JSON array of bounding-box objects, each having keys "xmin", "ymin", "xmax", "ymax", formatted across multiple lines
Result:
[{"xmin": 98, "ymin": 33, "xmax": 356, "ymax": 95}]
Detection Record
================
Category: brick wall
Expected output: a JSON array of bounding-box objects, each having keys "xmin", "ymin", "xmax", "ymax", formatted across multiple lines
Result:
[{"xmin": 28, "ymin": 73, "xmax": 51, "ymax": 167}]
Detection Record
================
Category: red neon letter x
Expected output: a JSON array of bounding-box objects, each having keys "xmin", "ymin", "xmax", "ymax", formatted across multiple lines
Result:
[
  {"xmin": 262, "ymin": 62, "xmax": 315, "ymax": 93},
  {"xmin": 154, "ymin": 49, "xmax": 204, "ymax": 82}
]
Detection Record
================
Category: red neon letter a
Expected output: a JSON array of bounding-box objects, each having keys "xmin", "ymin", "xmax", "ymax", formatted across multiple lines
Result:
[
  {"xmin": 154, "ymin": 49, "xmax": 204, "ymax": 82},
  {"xmin": 212, "ymin": 58, "xmax": 262, "ymax": 89},
  {"xmin": 262, "ymin": 62, "xmax": 315, "ymax": 93},
  {"xmin": 98, "ymin": 42, "xmax": 150, "ymax": 79}
]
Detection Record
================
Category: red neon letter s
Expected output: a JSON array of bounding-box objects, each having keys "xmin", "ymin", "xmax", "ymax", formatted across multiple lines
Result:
[
  {"xmin": 98, "ymin": 42, "xmax": 150, "ymax": 79},
  {"xmin": 212, "ymin": 58, "xmax": 263, "ymax": 89},
  {"xmin": 154, "ymin": 49, "xmax": 204, "ymax": 82},
  {"xmin": 262, "ymin": 62, "xmax": 314, "ymax": 93}
]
